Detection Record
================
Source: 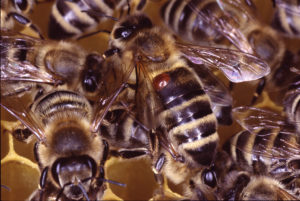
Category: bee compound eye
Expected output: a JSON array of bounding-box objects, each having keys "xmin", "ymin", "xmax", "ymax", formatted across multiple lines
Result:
[
  {"xmin": 14, "ymin": 0, "xmax": 28, "ymax": 11},
  {"xmin": 83, "ymin": 76, "xmax": 97, "ymax": 92},
  {"xmin": 202, "ymin": 169, "xmax": 217, "ymax": 188}
]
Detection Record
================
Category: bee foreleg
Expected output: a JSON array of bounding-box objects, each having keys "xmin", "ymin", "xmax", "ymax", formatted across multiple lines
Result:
[{"xmin": 6, "ymin": 12, "xmax": 44, "ymax": 39}]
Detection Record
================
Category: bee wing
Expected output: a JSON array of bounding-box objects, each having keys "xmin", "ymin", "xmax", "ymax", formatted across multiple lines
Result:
[
  {"xmin": 90, "ymin": 56, "xmax": 136, "ymax": 133},
  {"xmin": 0, "ymin": 96, "xmax": 46, "ymax": 142},
  {"xmin": 189, "ymin": 62, "xmax": 232, "ymax": 107},
  {"xmin": 274, "ymin": 0, "xmax": 300, "ymax": 16},
  {"xmin": 185, "ymin": 0, "xmax": 254, "ymax": 53},
  {"xmin": 233, "ymin": 106, "xmax": 288, "ymax": 131},
  {"xmin": 231, "ymin": 106, "xmax": 300, "ymax": 160},
  {"xmin": 1, "ymin": 33, "xmax": 62, "ymax": 86},
  {"xmin": 178, "ymin": 44, "xmax": 270, "ymax": 82},
  {"xmin": 1, "ymin": 59, "xmax": 61, "ymax": 84},
  {"xmin": 276, "ymin": 183, "xmax": 300, "ymax": 200}
]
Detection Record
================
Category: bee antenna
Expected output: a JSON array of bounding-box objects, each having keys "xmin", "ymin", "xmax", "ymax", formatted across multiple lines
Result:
[
  {"xmin": 56, "ymin": 182, "xmax": 71, "ymax": 201},
  {"xmin": 77, "ymin": 181, "xmax": 90, "ymax": 201},
  {"xmin": 98, "ymin": 177, "xmax": 126, "ymax": 187},
  {"xmin": 1, "ymin": 184, "xmax": 10, "ymax": 191}
]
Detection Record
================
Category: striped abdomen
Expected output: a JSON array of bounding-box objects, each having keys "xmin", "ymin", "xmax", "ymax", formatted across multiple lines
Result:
[
  {"xmin": 284, "ymin": 76, "xmax": 300, "ymax": 134},
  {"xmin": 154, "ymin": 66, "xmax": 219, "ymax": 167},
  {"xmin": 226, "ymin": 128, "xmax": 298, "ymax": 175},
  {"xmin": 48, "ymin": 0, "xmax": 115, "ymax": 39},
  {"xmin": 160, "ymin": 0, "xmax": 225, "ymax": 44},
  {"xmin": 31, "ymin": 90, "xmax": 92, "ymax": 126},
  {"xmin": 272, "ymin": 0, "xmax": 300, "ymax": 38}
]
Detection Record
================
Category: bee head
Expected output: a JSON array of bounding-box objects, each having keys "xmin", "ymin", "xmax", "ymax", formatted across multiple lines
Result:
[{"xmin": 52, "ymin": 155, "xmax": 97, "ymax": 200}]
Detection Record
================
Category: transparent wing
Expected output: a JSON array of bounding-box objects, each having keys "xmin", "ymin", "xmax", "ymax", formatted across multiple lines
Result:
[
  {"xmin": 178, "ymin": 44, "xmax": 270, "ymax": 82},
  {"xmin": 231, "ymin": 129, "xmax": 300, "ymax": 160},
  {"xmin": 1, "ymin": 59, "xmax": 61, "ymax": 84},
  {"xmin": 1, "ymin": 32, "xmax": 62, "ymax": 88},
  {"xmin": 231, "ymin": 106, "xmax": 300, "ymax": 160},
  {"xmin": 0, "ymin": 95, "xmax": 46, "ymax": 142},
  {"xmin": 275, "ymin": 0, "xmax": 300, "ymax": 16},
  {"xmin": 90, "ymin": 54, "xmax": 136, "ymax": 133},
  {"xmin": 185, "ymin": 0, "xmax": 254, "ymax": 53},
  {"xmin": 233, "ymin": 106, "xmax": 288, "ymax": 131},
  {"xmin": 189, "ymin": 62, "xmax": 233, "ymax": 107}
]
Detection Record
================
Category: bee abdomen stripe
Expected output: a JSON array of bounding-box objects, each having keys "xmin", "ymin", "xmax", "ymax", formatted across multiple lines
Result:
[
  {"xmin": 169, "ymin": 0, "xmax": 183, "ymax": 27},
  {"xmin": 57, "ymin": 0, "xmax": 92, "ymax": 32},
  {"xmin": 165, "ymin": 99, "xmax": 213, "ymax": 131},
  {"xmin": 166, "ymin": 89, "xmax": 206, "ymax": 108},
  {"xmin": 236, "ymin": 130, "xmax": 254, "ymax": 166},
  {"xmin": 185, "ymin": 141, "xmax": 218, "ymax": 166},
  {"xmin": 174, "ymin": 121, "xmax": 216, "ymax": 145}
]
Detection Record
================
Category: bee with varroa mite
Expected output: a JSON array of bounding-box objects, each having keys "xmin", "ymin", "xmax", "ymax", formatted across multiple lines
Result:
[
  {"xmin": 91, "ymin": 12, "xmax": 270, "ymax": 176},
  {"xmin": 224, "ymin": 106, "xmax": 300, "ymax": 197}
]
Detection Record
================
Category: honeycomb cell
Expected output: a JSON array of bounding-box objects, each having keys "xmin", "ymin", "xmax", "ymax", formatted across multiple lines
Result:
[{"xmin": 1, "ymin": 162, "xmax": 39, "ymax": 200}]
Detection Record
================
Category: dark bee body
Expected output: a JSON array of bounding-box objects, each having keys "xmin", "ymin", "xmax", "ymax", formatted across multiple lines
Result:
[
  {"xmin": 104, "ymin": 10, "xmax": 270, "ymax": 168},
  {"xmin": 48, "ymin": 0, "xmax": 147, "ymax": 39},
  {"xmin": 272, "ymin": 0, "xmax": 300, "ymax": 38},
  {"xmin": 108, "ymin": 13, "xmax": 220, "ymax": 168}
]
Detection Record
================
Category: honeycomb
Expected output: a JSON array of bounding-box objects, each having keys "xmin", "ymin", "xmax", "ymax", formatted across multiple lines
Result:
[{"xmin": 1, "ymin": 0, "xmax": 300, "ymax": 200}]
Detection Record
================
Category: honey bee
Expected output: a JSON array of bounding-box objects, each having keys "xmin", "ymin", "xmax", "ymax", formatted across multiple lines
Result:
[
  {"xmin": 217, "ymin": 170, "xmax": 299, "ymax": 200},
  {"xmin": 1, "ymin": 31, "xmax": 105, "ymax": 102},
  {"xmin": 160, "ymin": 0, "xmax": 285, "ymax": 67},
  {"xmin": 1, "ymin": 89, "xmax": 125, "ymax": 201},
  {"xmin": 48, "ymin": 0, "xmax": 148, "ymax": 40},
  {"xmin": 226, "ymin": 106, "xmax": 300, "ymax": 196},
  {"xmin": 160, "ymin": 0, "xmax": 287, "ymax": 104},
  {"xmin": 0, "ymin": 0, "xmax": 43, "ymax": 38},
  {"xmin": 272, "ymin": 0, "xmax": 300, "ymax": 38},
  {"xmin": 99, "ymin": 12, "xmax": 270, "ymax": 172}
]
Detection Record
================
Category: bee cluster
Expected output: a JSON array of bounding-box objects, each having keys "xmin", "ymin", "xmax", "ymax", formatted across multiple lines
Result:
[{"xmin": 1, "ymin": 0, "xmax": 300, "ymax": 200}]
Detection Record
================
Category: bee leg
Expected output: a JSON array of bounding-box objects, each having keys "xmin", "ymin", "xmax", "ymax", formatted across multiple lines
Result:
[
  {"xmin": 36, "ymin": 167, "xmax": 49, "ymax": 201},
  {"xmin": 76, "ymin": 29, "xmax": 111, "ymax": 41},
  {"xmin": 152, "ymin": 153, "xmax": 166, "ymax": 186},
  {"xmin": 250, "ymin": 77, "xmax": 266, "ymax": 105},
  {"xmin": 6, "ymin": 12, "xmax": 44, "ymax": 39},
  {"xmin": 101, "ymin": 140, "xmax": 109, "ymax": 165}
]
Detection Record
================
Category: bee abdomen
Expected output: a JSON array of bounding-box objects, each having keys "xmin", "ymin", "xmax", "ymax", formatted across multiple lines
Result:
[
  {"xmin": 31, "ymin": 90, "xmax": 91, "ymax": 124},
  {"xmin": 155, "ymin": 66, "xmax": 218, "ymax": 166},
  {"xmin": 272, "ymin": 3, "xmax": 300, "ymax": 37},
  {"xmin": 48, "ymin": 0, "xmax": 112, "ymax": 39},
  {"xmin": 161, "ymin": 0, "xmax": 223, "ymax": 44}
]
